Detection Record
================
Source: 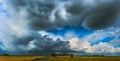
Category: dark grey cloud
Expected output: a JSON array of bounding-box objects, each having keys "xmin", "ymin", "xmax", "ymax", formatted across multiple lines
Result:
[
  {"xmin": 65, "ymin": 1, "xmax": 85, "ymax": 15},
  {"xmin": 26, "ymin": 0, "xmax": 56, "ymax": 30},
  {"xmin": 6, "ymin": 0, "xmax": 56, "ymax": 30},
  {"xmin": 65, "ymin": 0, "xmax": 120, "ymax": 29},
  {"xmin": 5, "ymin": 0, "xmax": 120, "ymax": 30},
  {"xmin": 3, "ymin": 30, "xmax": 71, "ymax": 55},
  {"xmin": 33, "ymin": 35, "xmax": 70, "ymax": 51},
  {"xmin": 82, "ymin": 1, "xmax": 120, "ymax": 29},
  {"xmin": 11, "ymin": 31, "xmax": 38, "ymax": 46}
]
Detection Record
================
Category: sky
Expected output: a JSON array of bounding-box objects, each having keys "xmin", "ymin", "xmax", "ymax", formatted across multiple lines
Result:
[{"xmin": 0, "ymin": 0, "xmax": 120, "ymax": 56}]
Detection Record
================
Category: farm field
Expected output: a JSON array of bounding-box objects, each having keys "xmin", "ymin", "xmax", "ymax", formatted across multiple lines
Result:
[{"xmin": 0, "ymin": 56, "xmax": 120, "ymax": 61}]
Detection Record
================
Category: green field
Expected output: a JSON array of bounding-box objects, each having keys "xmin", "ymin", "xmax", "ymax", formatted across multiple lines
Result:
[{"xmin": 0, "ymin": 56, "xmax": 120, "ymax": 61}]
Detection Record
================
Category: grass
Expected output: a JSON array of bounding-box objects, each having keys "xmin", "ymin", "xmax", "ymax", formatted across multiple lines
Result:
[
  {"xmin": 0, "ymin": 56, "xmax": 120, "ymax": 61},
  {"xmin": 0, "ymin": 56, "xmax": 45, "ymax": 61},
  {"xmin": 50, "ymin": 56, "xmax": 120, "ymax": 61}
]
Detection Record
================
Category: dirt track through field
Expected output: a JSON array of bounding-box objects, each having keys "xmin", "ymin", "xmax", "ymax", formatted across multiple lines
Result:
[{"xmin": 40, "ymin": 57, "xmax": 49, "ymax": 61}]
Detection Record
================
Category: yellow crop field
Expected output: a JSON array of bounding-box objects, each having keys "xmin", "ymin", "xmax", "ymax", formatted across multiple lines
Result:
[
  {"xmin": 50, "ymin": 56, "xmax": 120, "ymax": 61},
  {"xmin": 0, "ymin": 56, "xmax": 120, "ymax": 61},
  {"xmin": 0, "ymin": 56, "xmax": 45, "ymax": 61}
]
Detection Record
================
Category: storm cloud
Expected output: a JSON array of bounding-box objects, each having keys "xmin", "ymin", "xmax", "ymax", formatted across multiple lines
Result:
[
  {"xmin": 4, "ymin": 0, "xmax": 120, "ymax": 30},
  {"xmin": 0, "ymin": 28, "xmax": 70, "ymax": 55},
  {"xmin": 0, "ymin": 0, "xmax": 120, "ymax": 55}
]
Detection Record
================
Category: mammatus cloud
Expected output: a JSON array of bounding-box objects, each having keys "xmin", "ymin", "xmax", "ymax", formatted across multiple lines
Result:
[
  {"xmin": 0, "ymin": 0, "xmax": 120, "ymax": 55},
  {"xmin": 3, "ymin": 0, "xmax": 120, "ymax": 30}
]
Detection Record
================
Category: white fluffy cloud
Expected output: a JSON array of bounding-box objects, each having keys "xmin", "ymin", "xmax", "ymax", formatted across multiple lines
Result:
[
  {"xmin": 69, "ymin": 38, "xmax": 91, "ymax": 51},
  {"xmin": 91, "ymin": 42, "xmax": 120, "ymax": 53},
  {"xmin": 69, "ymin": 27, "xmax": 120, "ymax": 54},
  {"xmin": 69, "ymin": 38, "xmax": 120, "ymax": 54}
]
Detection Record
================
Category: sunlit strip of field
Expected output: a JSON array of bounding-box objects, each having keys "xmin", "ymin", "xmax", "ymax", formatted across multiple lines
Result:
[
  {"xmin": 0, "ymin": 56, "xmax": 45, "ymax": 61},
  {"xmin": 50, "ymin": 56, "xmax": 120, "ymax": 61},
  {"xmin": 0, "ymin": 56, "xmax": 120, "ymax": 61}
]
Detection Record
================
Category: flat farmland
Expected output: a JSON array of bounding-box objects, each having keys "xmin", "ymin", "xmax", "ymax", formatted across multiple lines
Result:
[
  {"xmin": 0, "ymin": 56, "xmax": 120, "ymax": 61},
  {"xmin": 0, "ymin": 56, "xmax": 45, "ymax": 61},
  {"xmin": 50, "ymin": 56, "xmax": 120, "ymax": 61}
]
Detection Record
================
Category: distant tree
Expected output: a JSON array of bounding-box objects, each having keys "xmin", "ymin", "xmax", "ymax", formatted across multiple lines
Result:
[
  {"xmin": 3, "ymin": 54, "xmax": 9, "ymax": 56},
  {"xmin": 51, "ymin": 53, "xmax": 56, "ymax": 57},
  {"xmin": 70, "ymin": 54, "xmax": 74, "ymax": 58}
]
